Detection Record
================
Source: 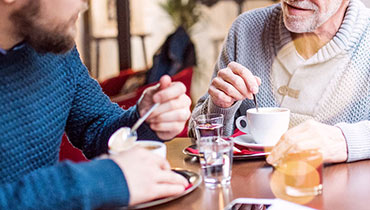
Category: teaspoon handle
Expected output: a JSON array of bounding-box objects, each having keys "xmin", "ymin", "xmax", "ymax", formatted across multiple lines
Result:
[
  {"xmin": 131, "ymin": 103, "xmax": 160, "ymax": 133},
  {"xmin": 253, "ymin": 94, "xmax": 259, "ymax": 112}
]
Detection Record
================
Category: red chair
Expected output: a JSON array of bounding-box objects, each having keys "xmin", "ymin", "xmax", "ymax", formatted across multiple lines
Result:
[
  {"xmin": 59, "ymin": 68, "xmax": 193, "ymax": 162},
  {"xmin": 59, "ymin": 134, "xmax": 88, "ymax": 162},
  {"xmin": 106, "ymin": 67, "xmax": 193, "ymax": 109}
]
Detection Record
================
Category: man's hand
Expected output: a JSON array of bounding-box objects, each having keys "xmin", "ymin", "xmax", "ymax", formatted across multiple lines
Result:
[
  {"xmin": 138, "ymin": 75, "xmax": 191, "ymax": 140},
  {"xmin": 110, "ymin": 147, "xmax": 189, "ymax": 206},
  {"xmin": 209, "ymin": 62, "xmax": 261, "ymax": 108},
  {"xmin": 266, "ymin": 120, "xmax": 348, "ymax": 165}
]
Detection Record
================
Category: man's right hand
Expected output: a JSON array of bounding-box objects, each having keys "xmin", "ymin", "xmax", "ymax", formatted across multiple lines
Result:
[
  {"xmin": 209, "ymin": 62, "xmax": 261, "ymax": 108},
  {"xmin": 110, "ymin": 147, "xmax": 188, "ymax": 206}
]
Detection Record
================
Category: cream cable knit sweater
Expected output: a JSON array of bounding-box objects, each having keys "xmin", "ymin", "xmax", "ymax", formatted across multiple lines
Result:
[{"xmin": 192, "ymin": 0, "xmax": 370, "ymax": 162}]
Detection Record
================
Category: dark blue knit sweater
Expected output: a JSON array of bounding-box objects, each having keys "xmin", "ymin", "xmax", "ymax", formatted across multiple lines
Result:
[{"xmin": 0, "ymin": 44, "xmax": 158, "ymax": 209}]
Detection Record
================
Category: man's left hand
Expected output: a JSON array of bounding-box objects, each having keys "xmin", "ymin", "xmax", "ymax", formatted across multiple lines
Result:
[
  {"xmin": 266, "ymin": 120, "xmax": 348, "ymax": 165},
  {"xmin": 138, "ymin": 75, "xmax": 191, "ymax": 140}
]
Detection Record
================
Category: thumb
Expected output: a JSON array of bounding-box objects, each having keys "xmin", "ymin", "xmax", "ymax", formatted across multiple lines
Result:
[
  {"xmin": 159, "ymin": 75, "xmax": 172, "ymax": 90},
  {"xmin": 153, "ymin": 75, "xmax": 172, "ymax": 103}
]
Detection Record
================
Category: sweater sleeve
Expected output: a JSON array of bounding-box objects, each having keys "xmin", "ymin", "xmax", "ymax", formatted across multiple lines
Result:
[
  {"xmin": 64, "ymin": 49, "xmax": 159, "ymax": 159},
  {"xmin": 336, "ymin": 121, "xmax": 370, "ymax": 162},
  {"xmin": 0, "ymin": 159, "xmax": 129, "ymax": 209},
  {"xmin": 190, "ymin": 20, "xmax": 242, "ymax": 136}
]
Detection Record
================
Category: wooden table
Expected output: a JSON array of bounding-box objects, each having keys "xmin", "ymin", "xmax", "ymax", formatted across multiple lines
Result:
[{"xmin": 146, "ymin": 138, "xmax": 370, "ymax": 210}]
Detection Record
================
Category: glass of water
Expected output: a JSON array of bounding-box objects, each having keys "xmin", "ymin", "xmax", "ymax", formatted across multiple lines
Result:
[
  {"xmin": 197, "ymin": 136, "xmax": 233, "ymax": 188},
  {"xmin": 194, "ymin": 113, "xmax": 224, "ymax": 140}
]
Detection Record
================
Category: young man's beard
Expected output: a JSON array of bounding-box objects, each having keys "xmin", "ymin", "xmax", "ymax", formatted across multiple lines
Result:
[{"xmin": 10, "ymin": 0, "xmax": 76, "ymax": 54}]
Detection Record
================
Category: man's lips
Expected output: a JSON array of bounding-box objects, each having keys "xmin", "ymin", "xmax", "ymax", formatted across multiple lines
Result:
[
  {"xmin": 285, "ymin": 3, "xmax": 314, "ymax": 15},
  {"xmin": 286, "ymin": 3, "xmax": 312, "ymax": 11}
]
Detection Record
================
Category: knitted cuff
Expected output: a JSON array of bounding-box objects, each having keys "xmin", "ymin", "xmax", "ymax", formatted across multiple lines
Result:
[
  {"xmin": 336, "ymin": 121, "xmax": 370, "ymax": 162},
  {"xmin": 75, "ymin": 159, "xmax": 130, "ymax": 208}
]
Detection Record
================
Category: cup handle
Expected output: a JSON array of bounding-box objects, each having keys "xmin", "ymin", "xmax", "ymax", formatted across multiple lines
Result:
[{"xmin": 235, "ymin": 116, "xmax": 249, "ymax": 133}]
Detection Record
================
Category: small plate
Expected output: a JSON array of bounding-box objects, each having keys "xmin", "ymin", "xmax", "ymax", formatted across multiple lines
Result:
[
  {"xmin": 125, "ymin": 168, "xmax": 202, "ymax": 209},
  {"xmin": 183, "ymin": 145, "xmax": 269, "ymax": 160},
  {"xmin": 233, "ymin": 134, "xmax": 274, "ymax": 150}
]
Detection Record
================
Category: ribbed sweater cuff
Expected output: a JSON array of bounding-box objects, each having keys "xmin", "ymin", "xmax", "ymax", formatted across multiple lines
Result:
[
  {"xmin": 77, "ymin": 159, "xmax": 130, "ymax": 208},
  {"xmin": 336, "ymin": 121, "xmax": 370, "ymax": 162},
  {"xmin": 208, "ymin": 99, "xmax": 242, "ymax": 135}
]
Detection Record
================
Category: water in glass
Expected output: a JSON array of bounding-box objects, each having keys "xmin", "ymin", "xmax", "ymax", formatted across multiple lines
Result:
[{"xmin": 198, "ymin": 137, "xmax": 233, "ymax": 188}]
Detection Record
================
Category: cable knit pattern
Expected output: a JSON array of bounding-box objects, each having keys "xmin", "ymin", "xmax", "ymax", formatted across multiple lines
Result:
[
  {"xmin": 192, "ymin": 0, "xmax": 370, "ymax": 162},
  {"xmin": 0, "ymin": 45, "xmax": 159, "ymax": 209}
]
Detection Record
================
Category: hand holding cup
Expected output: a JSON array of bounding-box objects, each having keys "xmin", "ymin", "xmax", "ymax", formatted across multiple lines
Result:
[
  {"xmin": 110, "ymin": 148, "xmax": 188, "ymax": 205},
  {"xmin": 267, "ymin": 120, "xmax": 348, "ymax": 165}
]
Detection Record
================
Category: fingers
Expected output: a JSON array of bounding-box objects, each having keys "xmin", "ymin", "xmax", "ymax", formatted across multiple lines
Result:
[
  {"xmin": 255, "ymin": 76, "xmax": 262, "ymax": 86},
  {"xmin": 267, "ymin": 128, "xmax": 301, "ymax": 165},
  {"xmin": 153, "ymin": 81, "xmax": 186, "ymax": 103},
  {"xmin": 149, "ymin": 94, "xmax": 191, "ymax": 120},
  {"xmin": 266, "ymin": 135, "xmax": 290, "ymax": 165},
  {"xmin": 208, "ymin": 85, "xmax": 235, "ymax": 107},
  {"xmin": 150, "ymin": 171, "xmax": 189, "ymax": 199},
  {"xmin": 266, "ymin": 120, "xmax": 325, "ymax": 165},
  {"xmin": 216, "ymin": 68, "xmax": 249, "ymax": 99},
  {"xmin": 228, "ymin": 62, "xmax": 259, "ymax": 94},
  {"xmin": 151, "ymin": 184, "xmax": 186, "ymax": 200},
  {"xmin": 158, "ymin": 75, "xmax": 172, "ymax": 90},
  {"xmin": 155, "ymin": 170, "xmax": 189, "ymax": 186},
  {"xmin": 148, "ymin": 108, "xmax": 191, "ymax": 123},
  {"xmin": 209, "ymin": 62, "xmax": 261, "ymax": 108},
  {"xmin": 150, "ymin": 121, "xmax": 185, "ymax": 132}
]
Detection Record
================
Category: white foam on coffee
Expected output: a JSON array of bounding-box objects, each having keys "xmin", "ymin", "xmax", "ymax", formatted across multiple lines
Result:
[{"xmin": 108, "ymin": 127, "xmax": 137, "ymax": 153}]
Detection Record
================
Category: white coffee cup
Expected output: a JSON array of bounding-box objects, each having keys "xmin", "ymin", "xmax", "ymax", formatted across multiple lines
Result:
[
  {"xmin": 108, "ymin": 128, "xmax": 166, "ymax": 158},
  {"xmin": 108, "ymin": 127, "xmax": 137, "ymax": 153},
  {"xmin": 135, "ymin": 141, "xmax": 167, "ymax": 158},
  {"xmin": 235, "ymin": 107, "xmax": 290, "ymax": 146}
]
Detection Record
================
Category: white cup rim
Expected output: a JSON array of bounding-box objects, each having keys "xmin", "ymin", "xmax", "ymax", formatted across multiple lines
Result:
[
  {"xmin": 135, "ymin": 140, "xmax": 166, "ymax": 158},
  {"xmin": 135, "ymin": 140, "xmax": 165, "ymax": 146},
  {"xmin": 247, "ymin": 107, "xmax": 290, "ymax": 114}
]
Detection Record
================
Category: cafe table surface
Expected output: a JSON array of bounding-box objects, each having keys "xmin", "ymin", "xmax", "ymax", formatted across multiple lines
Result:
[{"xmin": 144, "ymin": 138, "xmax": 370, "ymax": 210}]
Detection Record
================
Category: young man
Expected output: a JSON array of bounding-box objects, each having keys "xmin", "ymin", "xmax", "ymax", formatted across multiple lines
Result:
[
  {"xmin": 192, "ymin": 0, "xmax": 369, "ymax": 164},
  {"xmin": 0, "ymin": 0, "xmax": 191, "ymax": 209}
]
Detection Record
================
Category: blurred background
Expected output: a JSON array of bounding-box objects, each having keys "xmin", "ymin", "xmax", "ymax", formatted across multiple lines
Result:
[{"xmin": 75, "ymin": 0, "xmax": 370, "ymax": 107}]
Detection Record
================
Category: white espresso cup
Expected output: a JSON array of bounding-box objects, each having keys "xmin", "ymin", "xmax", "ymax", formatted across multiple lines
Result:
[
  {"xmin": 235, "ymin": 107, "xmax": 290, "ymax": 146},
  {"xmin": 108, "ymin": 127, "xmax": 166, "ymax": 158},
  {"xmin": 134, "ymin": 141, "xmax": 167, "ymax": 158}
]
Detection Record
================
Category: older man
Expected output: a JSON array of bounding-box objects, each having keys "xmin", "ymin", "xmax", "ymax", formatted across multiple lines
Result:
[
  {"xmin": 0, "ymin": 0, "xmax": 191, "ymax": 209},
  {"xmin": 193, "ymin": 0, "xmax": 369, "ymax": 164}
]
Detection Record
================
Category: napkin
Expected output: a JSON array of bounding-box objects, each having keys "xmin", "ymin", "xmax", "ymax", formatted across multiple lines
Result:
[
  {"xmin": 231, "ymin": 129, "xmax": 245, "ymax": 138},
  {"xmin": 185, "ymin": 183, "xmax": 193, "ymax": 190},
  {"xmin": 185, "ymin": 147, "xmax": 262, "ymax": 155}
]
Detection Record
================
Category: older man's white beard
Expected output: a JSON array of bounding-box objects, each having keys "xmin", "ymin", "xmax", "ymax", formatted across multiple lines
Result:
[
  {"xmin": 282, "ymin": 0, "xmax": 343, "ymax": 33},
  {"xmin": 284, "ymin": 13, "xmax": 320, "ymax": 33}
]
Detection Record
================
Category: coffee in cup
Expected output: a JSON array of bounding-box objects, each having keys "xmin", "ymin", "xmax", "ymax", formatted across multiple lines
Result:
[
  {"xmin": 235, "ymin": 107, "xmax": 290, "ymax": 146},
  {"xmin": 135, "ymin": 141, "xmax": 167, "ymax": 158}
]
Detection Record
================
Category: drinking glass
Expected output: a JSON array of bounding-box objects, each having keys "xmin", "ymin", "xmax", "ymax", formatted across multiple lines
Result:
[
  {"xmin": 197, "ymin": 136, "xmax": 233, "ymax": 188},
  {"xmin": 194, "ymin": 113, "xmax": 224, "ymax": 140},
  {"xmin": 275, "ymin": 149, "xmax": 323, "ymax": 197}
]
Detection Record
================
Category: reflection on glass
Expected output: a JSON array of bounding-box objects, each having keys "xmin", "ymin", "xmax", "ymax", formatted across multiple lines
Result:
[{"xmin": 269, "ymin": 149, "xmax": 323, "ymax": 205}]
